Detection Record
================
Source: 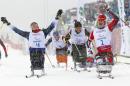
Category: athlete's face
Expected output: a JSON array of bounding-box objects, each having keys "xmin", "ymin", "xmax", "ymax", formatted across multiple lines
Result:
[
  {"xmin": 97, "ymin": 20, "xmax": 106, "ymax": 29},
  {"xmin": 54, "ymin": 36, "xmax": 60, "ymax": 41},
  {"xmin": 31, "ymin": 23, "xmax": 39, "ymax": 30},
  {"xmin": 75, "ymin": 27, "xmax": 81, "ymax": 33}
]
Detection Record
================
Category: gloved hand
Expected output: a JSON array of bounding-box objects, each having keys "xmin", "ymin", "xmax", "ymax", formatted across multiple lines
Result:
[
  {"xmin": 55, "ymin": 9, "xmax": 63, "ymax": 20},
  {"xmin": 67, "ymin": 50, "xmax": 70, "ymax": 55},
  {"xmin": 98, "ymin": 2, "xmax": 109, "ymax": 13},
  {"xmin": 1, "ymin": 17, "xmax": 11, "ymax": 25}
]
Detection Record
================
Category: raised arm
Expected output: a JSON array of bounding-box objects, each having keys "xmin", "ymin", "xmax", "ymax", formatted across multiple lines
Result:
[
  {"xmin": 42, "ymin": 21, "xmax": 55, "ymax": 38},
  {"xmin": 1, "ymin": 17, "xmax": 30, "ymax": 39},
  {"xmin": 9, "ymin": 25, "xmax": 30, "ymax": 39},
  {"xmin": 43, "ymin": 9, "xmax": 63, "ymax": 38},
  {"xmin": 107, "ymin": 9, "xmax": 119, "ymax": 31}
]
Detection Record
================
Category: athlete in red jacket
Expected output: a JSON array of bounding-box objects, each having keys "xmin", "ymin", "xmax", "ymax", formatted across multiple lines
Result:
[{"xmin": 89, "ymin": 7, "xmax": 119, "ymax": 64}]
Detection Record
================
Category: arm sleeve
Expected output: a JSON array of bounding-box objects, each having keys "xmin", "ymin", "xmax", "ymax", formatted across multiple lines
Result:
[
  {"xmin": 88, "ymin": 31, "xmax": 94, "ymax": 48},
  {"xmin": 9, "ymin": 25, "xmax": 30, "ymax": 39},
  {"xmin": 45, "ymin": 37, "xmax": 52, "ymax": 47},
  {"xmin": 107, "ymin": 9, "xmax": 119, "ymax": 31},
  {"xmin": 89, "ymin": 31, "xmax": 94, "ymax": 41},
  {"xmin": 43, "ymin": 20, "xmax": 56, "ymax": 38},
  {"xmin": 85, "ymin": 29, "xmax": 90, "ymax": 36}
]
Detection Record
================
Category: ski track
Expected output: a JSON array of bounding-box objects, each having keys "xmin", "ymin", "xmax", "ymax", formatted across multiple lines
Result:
[{"xmin": 0, "ymin": 48, "xmax": 130, "ymax": 86}]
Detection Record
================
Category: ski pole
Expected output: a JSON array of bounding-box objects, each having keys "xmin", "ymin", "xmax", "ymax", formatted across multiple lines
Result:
[
  {"xmin": 67, "ymin": 32, "xmax": 82, "ymax": 56},
  {"xmin": 45, "ymin": 52, "xmax": 55, "ymax": 68},
  {"xmin": 113, "ymin": 54, "xmax": 118, "ymax": 64},
  {"xmin": 0, "ymin": 22, "xmax": 4, "ymax": 30}
]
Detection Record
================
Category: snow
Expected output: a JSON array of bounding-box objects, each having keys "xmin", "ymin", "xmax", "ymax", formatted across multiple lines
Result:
[{"xmin": 0, "ymin": 47, "xmax": 130, "ymax": 86}]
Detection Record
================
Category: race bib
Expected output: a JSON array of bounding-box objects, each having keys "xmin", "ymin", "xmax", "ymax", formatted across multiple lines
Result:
[
  {"xmin": 29, "ymin": 31, "xmax": 45, "ymax": 48},
  {"xmin": 94, "ymin": 27, "xmax": 111, "ymax": 47}
]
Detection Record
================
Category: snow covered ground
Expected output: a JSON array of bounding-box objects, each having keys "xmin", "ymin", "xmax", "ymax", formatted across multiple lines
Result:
[{"xmin": 0, "ymin": 47, "xmax": 130, "ymax": 86}]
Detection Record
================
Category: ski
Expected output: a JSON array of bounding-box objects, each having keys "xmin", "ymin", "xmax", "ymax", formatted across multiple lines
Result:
[
  {"xmin": 37, "ymin": 73, "xmax": 47, "ymax": 78},
  {"xmin": 25, "ymin": 74, "xmax": 35, "ymax": 78},
  {"xmin": 26, "ymin": 73, "xmax": 47, "ymax": 78},
  {"xmin": 97, "ymin": 73, "xmax": 114, "ymax": 79},
  {"xmin": 71, "ymin": 67, "xmax": 81, "ymax": 72},
  {"xmin": 97, "ymin": 75, "xmax": 114, "ymax": 79},
  {"xmin": 83, "ymin": 68, "xmax": 91, "ymax": 72}
]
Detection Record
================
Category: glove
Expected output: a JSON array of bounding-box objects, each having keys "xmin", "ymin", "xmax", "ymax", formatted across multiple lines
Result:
[
  {"xmin": 55, "ymin": 9, "xmax": 63, "ymax": 20},
  {"xmin": 67, "ymin": 50, "xmax": 70, "ymax": 55},
  {"xmin": 98, "ymin": 2, "xmax": 109, "ymax": 13},
  {"xmin": 1, "ymin": 17, "xmax": 11, "ymax": 25}
]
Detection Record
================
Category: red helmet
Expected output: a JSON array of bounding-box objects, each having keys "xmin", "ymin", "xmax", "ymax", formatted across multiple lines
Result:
[{"xmin": 97, "ymin": 14, "xmax": 106, "ymax": 21}]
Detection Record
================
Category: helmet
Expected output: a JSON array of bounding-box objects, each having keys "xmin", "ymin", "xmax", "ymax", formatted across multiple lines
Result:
[{"xmin": 97, "ymin": 14, "xmax": 106, "ymax": 21}]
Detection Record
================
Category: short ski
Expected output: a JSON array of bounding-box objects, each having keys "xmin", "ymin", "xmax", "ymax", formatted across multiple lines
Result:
[
  {"xmin": 26, "ymin": 73, "xmax": 47, "ymax": 78},
  {"xmin": 71, "ymin": 67, "xmax": 91, "ymax": 72},
  {"xmin": 97, "ymin": 74, "xmax": 114, "ymax": 79}
]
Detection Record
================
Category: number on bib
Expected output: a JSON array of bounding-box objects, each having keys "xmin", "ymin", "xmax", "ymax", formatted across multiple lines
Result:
[
  {"xmin": 35, "ymin": 42, "xmax": 40, "ymax": 47},
  {"xmin": 100, "ymin": 40, "xmax": 104, "ymax": 45}
]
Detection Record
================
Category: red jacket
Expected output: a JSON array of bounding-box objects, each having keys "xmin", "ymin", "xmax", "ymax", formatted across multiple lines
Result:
[{"xmin": 89, "ymin": 9, "xmax": 119, "ymax": 53}]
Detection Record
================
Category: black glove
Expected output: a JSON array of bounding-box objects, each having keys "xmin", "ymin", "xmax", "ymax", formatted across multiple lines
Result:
[
  {"xmin": 98, "ymin": 2, "xmax": 108, "ymax": 13},
  {"xmin": 55, "ymin": 9, "xmax": 63, "ymax": 20},
  {"xmin": 1, "ymin": 17, "xmax": 11, "ymax": 25},
  {"xmin": 67, "ymin": 50, "xmax": 70, "ymax": 55}
]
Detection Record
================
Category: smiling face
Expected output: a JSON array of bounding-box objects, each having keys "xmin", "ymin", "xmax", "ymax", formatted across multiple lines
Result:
[
  {"xmin": 54, "ymin": 36, "xmax": 60, "ymax": 41},
  {"xmin": 30, "ymin": 22, "xmax": 39, "ymax": 31},
  {"xmin": 75, "ymin": 26, "xmax": 82, "ymax": 33},
  {"xmin": 97, "ymin": 14, "xmax": 106, "ymax": 29},
  {"xmin": 53, "ymin": 31, "xmax": 60, "ymax": 41},
  {"xmin": 74, "ymin": 21, "xmax": 82, "ymax": 33}
]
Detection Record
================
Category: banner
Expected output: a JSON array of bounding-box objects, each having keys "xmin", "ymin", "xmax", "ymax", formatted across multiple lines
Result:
[
  {"xmin": 117, "ymin": 0, "xmax": 125, "ymax": 27},
  {"xmin": 77, "ymin": 0, "xmax": 85, "ymax": 22},
  {"xmin": 117, "ymin": 0, "xmax": 130, "ymax": 57}
]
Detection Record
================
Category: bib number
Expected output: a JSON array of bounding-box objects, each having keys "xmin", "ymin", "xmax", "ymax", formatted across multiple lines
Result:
[
  {"xmin": 100, "ymin": 40, "xmax": 104, "ymax": 45},
  {"xmin": 34, "ymin": 41, "xmax": 41, "ymax": 48}
]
